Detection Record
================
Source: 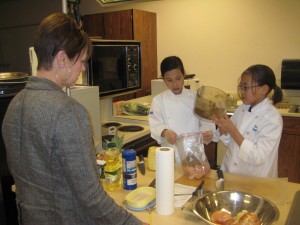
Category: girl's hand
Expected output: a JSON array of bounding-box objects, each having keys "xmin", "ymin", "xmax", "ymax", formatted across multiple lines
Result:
[
  {"xmin": 212, "ymin": 114, "xmax": 244, "ymax": 146},
  {"xmin": 201, "ymin": 130, "xmax": 213, "ymax": 144},
  {"xmin": 163, "ymin": 129, "xmax": 177, "ymax": 145},
  {"xmin": 211, "ymin": 114, "xmax": 233, "ymax": 135}
]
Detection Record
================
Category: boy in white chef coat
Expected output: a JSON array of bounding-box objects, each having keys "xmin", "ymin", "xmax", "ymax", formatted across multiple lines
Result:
[{"xmin": 149, "ymin": 56, "xmax": 215, "ymax": 163}]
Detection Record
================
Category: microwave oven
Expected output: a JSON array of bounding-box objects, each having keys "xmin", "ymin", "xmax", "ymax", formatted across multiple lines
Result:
[
  {"xmin": 151, "ymin": 78, "xmax": 200, "ymax": 97},
  {"xmin": 85, "ymin": 39, "xmax": 142, "ymax": 97}
]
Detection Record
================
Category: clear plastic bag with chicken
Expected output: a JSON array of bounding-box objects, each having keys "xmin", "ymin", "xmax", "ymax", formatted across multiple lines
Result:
[{"xmin": 175, "ymin": 132, "xmax": 211, "ymax": 179}]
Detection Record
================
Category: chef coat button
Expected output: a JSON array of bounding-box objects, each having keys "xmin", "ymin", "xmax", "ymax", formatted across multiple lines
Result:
[
  {"xmin": 246, "ymin": 131, "xmax": 250, "ymax": 135},
  {"xmin": 234, "ymin": 162, "xmax": 237, "ymax": 166}
]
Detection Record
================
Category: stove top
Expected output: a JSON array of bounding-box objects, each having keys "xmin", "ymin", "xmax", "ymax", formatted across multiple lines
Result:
[
  {"xmin": 101, "ymin": 121, "xmax": 150, "ymax": 145},
  {"xmin": 118, "ymin": 125, "xmax": 144, "ymax": 132}
]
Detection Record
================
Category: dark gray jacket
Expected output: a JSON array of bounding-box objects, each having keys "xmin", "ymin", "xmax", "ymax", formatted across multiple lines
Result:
[{"xmin": 2, "ymin": 77, "xmax": 141, "ymax": 225}]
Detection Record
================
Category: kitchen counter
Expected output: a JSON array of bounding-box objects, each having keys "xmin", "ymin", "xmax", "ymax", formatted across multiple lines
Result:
[
  {"xmin": 107, "ymin": 160, "xmax": 300, "ymax": 225},
  {"xmin": 277, "ymin": 108, "xmax": 300, "ymax": 117},
  {"xmin": 114, "ymin": 95, "xmax": 300, "ymax": 122}
]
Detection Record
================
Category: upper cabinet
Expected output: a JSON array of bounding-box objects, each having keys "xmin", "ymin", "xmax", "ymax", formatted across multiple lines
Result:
[{"xmin": 82, "ymin": 9, "xmax": 157, "ymax": 100}]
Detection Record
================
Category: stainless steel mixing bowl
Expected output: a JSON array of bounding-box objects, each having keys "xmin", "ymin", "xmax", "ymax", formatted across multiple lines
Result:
[{"xmin": 193, "ymin": 190, "xmax": 279, "ymax": 225}]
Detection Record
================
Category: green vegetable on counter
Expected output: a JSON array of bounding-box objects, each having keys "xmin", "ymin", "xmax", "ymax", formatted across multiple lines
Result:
[{"xmin": 122, "ymin": 102, "xmax": 150, "ymax": 116}]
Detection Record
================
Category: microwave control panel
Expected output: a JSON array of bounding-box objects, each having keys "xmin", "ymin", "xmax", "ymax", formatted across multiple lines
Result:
[{"xmin": 126, "ymin": 45, "xmax": 140, "ymax": 87}]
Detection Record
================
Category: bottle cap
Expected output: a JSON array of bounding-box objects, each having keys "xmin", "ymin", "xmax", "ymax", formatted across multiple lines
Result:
[
  {"xmin": 96, "ymin": 159, "xmax": 106, "ymax": 166},
  {"xmin": 107, "ymin": 143, "xmax": 116, "ymax": 148}
]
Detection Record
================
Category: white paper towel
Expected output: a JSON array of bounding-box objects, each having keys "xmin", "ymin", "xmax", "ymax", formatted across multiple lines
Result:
[{"xmin": 156, "ymin": 147, "xmax": 174, "ymax": 215}]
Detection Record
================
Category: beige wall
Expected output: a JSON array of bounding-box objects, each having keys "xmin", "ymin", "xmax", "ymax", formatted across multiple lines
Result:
[{"xmin": 81, "ymin": 0, "xmax": 300, "ymax": 93}]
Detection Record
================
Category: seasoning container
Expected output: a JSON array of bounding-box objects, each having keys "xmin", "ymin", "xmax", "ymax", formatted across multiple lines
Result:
[{"xmin": 122, "ymin": 149, "xmax": 137, "ymax": 190}]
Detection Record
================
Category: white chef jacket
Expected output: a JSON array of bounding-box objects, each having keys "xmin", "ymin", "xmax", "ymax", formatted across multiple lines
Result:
[
  {"xmin": 149, "ymin": 88, "xmax": 215, "ymax": 161},
  {"xmin": 214, "ymin": 98, "xmax": 283, "ymax": 178}
]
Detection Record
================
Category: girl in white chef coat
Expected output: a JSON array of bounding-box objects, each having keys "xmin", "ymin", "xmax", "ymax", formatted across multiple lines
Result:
[
  {"xmin": 212, "ymin": 64, "xmax": 283, "ymax": 178},
  {"xmin": 149, "ymin": 56, "xmax": 215, "ymax": 162}
]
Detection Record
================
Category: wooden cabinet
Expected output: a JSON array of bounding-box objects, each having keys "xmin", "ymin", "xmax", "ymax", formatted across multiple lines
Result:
[
  {"xmin": 82, "ymin": 9, "xmax": 157, "ymax": 101},
  {"xmin": 278, "ymin": 116, "xmax": 300, "ymax": 183}
]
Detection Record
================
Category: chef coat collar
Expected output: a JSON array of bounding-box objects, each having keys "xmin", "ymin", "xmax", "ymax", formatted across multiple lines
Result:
[{"xmin": 247, "ymin": 98, "xmax": 270, "ymax": 113}]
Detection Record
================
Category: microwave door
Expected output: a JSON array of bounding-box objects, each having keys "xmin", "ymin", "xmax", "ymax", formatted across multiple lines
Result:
[{"xmin": 86, "ymin": 41, "xmax": 141, "ymax": 97}]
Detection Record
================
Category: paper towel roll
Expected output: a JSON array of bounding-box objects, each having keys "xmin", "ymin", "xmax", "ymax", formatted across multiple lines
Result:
[{"xmin": 156, "ymin": 147, "xmax": 174, "ymax": 215}]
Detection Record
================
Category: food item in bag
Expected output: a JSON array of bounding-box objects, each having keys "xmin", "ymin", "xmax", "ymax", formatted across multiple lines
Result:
[
  {"xmin": 181, "ymin": 153, "xmax": 210, "ymax": 179},
  {"xmin": 175, "ymin": 132, "xmax": 211, "ymax": 180}
]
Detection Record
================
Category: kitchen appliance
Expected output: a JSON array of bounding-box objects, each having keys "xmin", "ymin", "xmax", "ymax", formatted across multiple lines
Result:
[
  {"xmin": 101, "ymin": 120, "xmax": 155, "ymax": 156},
  {"xmin": 70, "ymin": 86, "xmax": 102, "ymax": 147},
  {"xmin": 151, "ymin": 78, "xmax": 200, "ymax": 97},
  {"xmin": 281, "ymin": 59, "xmax": 300, "ymax": 90},
  {"xmin": 86, "ymin": 39, "xmax": 141, "ymax": 97}
]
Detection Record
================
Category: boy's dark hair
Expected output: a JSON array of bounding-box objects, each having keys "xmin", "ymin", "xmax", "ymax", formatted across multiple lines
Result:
[{"xmin": 160, "ymin": 56, "xmax": 185, "ymax": 77}]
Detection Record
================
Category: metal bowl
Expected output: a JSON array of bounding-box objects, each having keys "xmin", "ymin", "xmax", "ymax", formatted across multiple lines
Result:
[{"xmin": 193, "ymin": 190, "xmax": 279, "ymax": 225}]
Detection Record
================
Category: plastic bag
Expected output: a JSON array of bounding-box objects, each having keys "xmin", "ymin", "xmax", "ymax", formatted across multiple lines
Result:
[
  {"xmin": 175, "ymin": 132, "xmax": 211, "ymax": 179},
  {"xmin": 113, "ymin": 101, "xmax": 150, "ymax": 116},
  {"xmin": 123, "ymin": 102, "xmax": 150, "ymax": 116}
]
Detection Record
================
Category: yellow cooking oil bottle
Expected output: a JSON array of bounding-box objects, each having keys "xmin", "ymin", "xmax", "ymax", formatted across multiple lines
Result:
[{"xmin": 104, "ymin": 143, "xmax": 122, "ymax": 191}]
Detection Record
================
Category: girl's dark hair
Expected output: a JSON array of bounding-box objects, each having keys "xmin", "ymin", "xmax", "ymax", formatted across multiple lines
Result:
[
  {"xmin": 242, "ymin": 64, "xmax": 283, "ymax": 104},
  {"xmin": 34, "ymin": 12, "xmax": 92, "ymax": 71},
  {"xmin": 160, "ymin": 56, "xmax": 185, "ymax": 77}
]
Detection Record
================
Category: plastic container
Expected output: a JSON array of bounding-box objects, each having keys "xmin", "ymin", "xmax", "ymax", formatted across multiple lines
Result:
[
  {"xmin": 104, "ymin": 143, "xmax": 122, "ymax": 191},
  {"xmin": 122, "ymin": 149, "xmax": 137, "ymax": 190},
  {"xmin": 125, "ymin": 187, "xmax": 156, "ymax": 210},
  {"xmin": 194, "ymin": 86, "xmax": 228, "ymax": 121}
]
